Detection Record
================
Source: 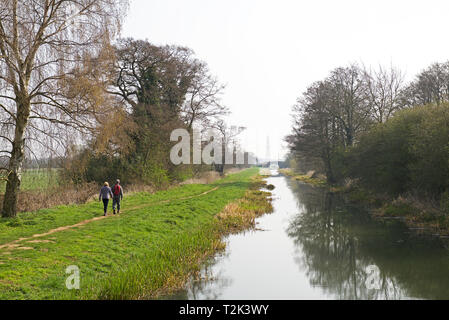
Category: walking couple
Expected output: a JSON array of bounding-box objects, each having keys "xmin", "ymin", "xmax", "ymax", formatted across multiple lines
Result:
[{"xmin": 99, "ymin": 179, "xmax": 124, "ymax": 216}]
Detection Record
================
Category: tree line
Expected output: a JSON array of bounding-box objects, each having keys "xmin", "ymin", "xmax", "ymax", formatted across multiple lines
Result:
[
  {"xmin": 287, "ymin": 61, "xmax": 449, "ymax": 204},
  {"xmin": 0, "ymin": 1, "xmax": 241, "ymax": 218},
  {"xmin": 63, "ymin": 38, "xmax": 231, "ymax": 187}
]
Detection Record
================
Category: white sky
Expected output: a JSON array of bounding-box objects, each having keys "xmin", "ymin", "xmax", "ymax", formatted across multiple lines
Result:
[{"xmin": 122, "ymin": 0, "xmax": 449, "ymax": 160}]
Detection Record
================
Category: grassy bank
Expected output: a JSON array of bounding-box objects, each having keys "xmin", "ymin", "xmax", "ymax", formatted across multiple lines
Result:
[
  {"xmin": 372, "ymin": 198, "xmax": 449, "ymax": 236},
  {"xmin": 329, "ymin": 184, "xmax": 449, "ymax": 236},
  {"xmin": 0, "ymin": 168, "xmax": 273, "ymax": 300},
  {"xmin": 279, "ymin": 168, "xmax": 327, "ymax": 187}
]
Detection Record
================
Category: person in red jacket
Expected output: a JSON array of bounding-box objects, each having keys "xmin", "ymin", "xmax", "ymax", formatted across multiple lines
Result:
[{"xmin": 112, "ymin": 179, "xmax": 124, "ymax": 215}]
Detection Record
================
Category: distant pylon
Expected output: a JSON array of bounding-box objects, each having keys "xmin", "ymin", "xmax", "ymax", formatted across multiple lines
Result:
[{"xmin": 265, "ymin": 136, "xmax": 271, "ymax": 162}]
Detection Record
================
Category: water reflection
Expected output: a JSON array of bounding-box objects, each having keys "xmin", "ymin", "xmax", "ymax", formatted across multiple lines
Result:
[
  {"xmin": 171, "ymin": 177, "xmax": 449, "ymax": 300},
  {"xmin": 288, "ymin": 180, "xmax": 449, "ymax": 300},
  {"xmin": 171, "ymin": 254, "xmax": 234, "ymax": 300}
]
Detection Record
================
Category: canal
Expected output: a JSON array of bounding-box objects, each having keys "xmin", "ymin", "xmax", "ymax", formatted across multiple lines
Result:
[{"xmin": 172, "ymin": 173, "xmax": 449, "ymax": 300}]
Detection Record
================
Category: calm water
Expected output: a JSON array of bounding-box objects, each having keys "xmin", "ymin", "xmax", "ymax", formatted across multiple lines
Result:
[{"xmin": 171, "ymin": 174, "xmax": 449, "ymax": 300}]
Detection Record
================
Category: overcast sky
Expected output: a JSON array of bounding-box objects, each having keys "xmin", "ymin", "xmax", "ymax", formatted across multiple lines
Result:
[{"xmin": 122, "ymin": 0, "xmax": 449, "ymax": 160}]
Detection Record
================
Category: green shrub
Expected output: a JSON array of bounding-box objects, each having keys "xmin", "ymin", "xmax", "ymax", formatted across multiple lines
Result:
[
  {"xmin": 383, "ymin": 203, "xmax": 415, "ymax": 217},
  {"xmin": 440, "ymin": 190, "xmax": 449, "ymax": 214},
  {"xmin": 409, "ymin": 105, "xmax": 449, "ymax": 195},
  {"xmin": 139, "ymin": 161, "xmax": 170, "ymax": 187},
  {"xmin": 347, "ymin": 103, "xmax": 449, "ymax": 198}
]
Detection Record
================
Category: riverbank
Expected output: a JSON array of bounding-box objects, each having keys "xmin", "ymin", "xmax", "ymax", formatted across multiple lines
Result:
[
  {"xmin": 279, "ymin": 169, "xmax": 327, "ymax": 187},
  {"xmin": 280, "ymin": 168, "xmax": 449, "ymax": 238},
  {"xmin": 0, "ymin": 168, "xmax": 273, "ymax": 300},
  {"xmin": 335, "ymin": 186, "xmax": 449, "ymax": 237}
]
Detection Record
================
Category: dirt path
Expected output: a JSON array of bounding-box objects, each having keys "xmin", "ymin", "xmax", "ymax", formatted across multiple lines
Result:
[
  {"xmin": 127, "ymin": 186, "xmax": 220, "ymax": 211},
  {"xmin": 0, "ymin": 186, "xmax": 220, "ymax": 251}
]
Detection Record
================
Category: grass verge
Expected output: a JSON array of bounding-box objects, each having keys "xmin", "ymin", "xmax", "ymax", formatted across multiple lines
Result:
[
  {"xmin": 372, "ymin": 198, "xmax": 449, "ymax": 236},
  {"xmin": 0, "ymin": 168, "xmax": 273, "ymax": 300},
  {"xmin": 279, "ymin": 168, "xmax": 327, "ymax": 187}
]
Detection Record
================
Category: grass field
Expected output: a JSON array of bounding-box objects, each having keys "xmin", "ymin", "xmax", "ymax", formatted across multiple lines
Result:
[
  {"xmin": 0, "ymin": 169, "xmax": 60, "ymax": 193},
  {"xmin": 0, "ymin": 168, "xmax": 271, "ymax": 300}
]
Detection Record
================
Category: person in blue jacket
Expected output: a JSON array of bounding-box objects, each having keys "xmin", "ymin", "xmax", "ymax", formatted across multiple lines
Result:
[{"xmin": 99, "ymin": 182, "xmax": 113, "ymax": 216}]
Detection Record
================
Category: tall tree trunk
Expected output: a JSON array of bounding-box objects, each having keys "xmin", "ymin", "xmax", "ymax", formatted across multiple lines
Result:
[
  {"xmin": 325, "ymin": 160, "xmax": 335, "ymax": 184},
  {"xmin": 2, "ymin": 97, "xmax": 30, "ymax": 218},
  {"xmin": 346, "ymin": 127, "xmax": 354, "ymax": 147},
  {"xmin": 323, "ymin": 147, "xmax": 335, "ymax": 184}
]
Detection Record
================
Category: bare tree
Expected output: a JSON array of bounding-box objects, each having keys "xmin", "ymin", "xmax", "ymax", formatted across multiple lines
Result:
[
  {"xmin": 326, "ymin": 64, "xmax": 371, "ymax": 147},
  {"xmin": 110, "ymin": 38, "xmax": 228, "ymax": 129},
  {"xmin": 212, "ymin": 119, "xmax": 246, "ymax": 175},
  {"xmin": 110, "ymin": 39, "xmax": 199, "ymax": 115},
  {"xmin": 0, "ymin": 0, "xmax": 127, "ymax": 217},
  {"xmin": 363, "ymin": 65, "xmax": 406, "ymax": 123},
  {"xmin": 287, "ymin": 64, "xmax": 375, "ymax": 182},
  {"xmin": 402, "ymin": 61, "xmax": 449, "ymax": 107},
  {"xmin": 181, "ymin": 63, "xmax": 229, "ymax": 130},
  {"xmin": 287, "ymin": 81, "xmax": 338, "ymax": 182}
]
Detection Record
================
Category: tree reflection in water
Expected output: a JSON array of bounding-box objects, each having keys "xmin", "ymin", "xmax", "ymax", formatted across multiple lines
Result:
[
  {"xmin": 287, "ymin": 179, "xmax": 449, "ymax": 300},
  {"xmin": 167, "ymin": 252, "xmax": 233, "ymax": 300}
]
